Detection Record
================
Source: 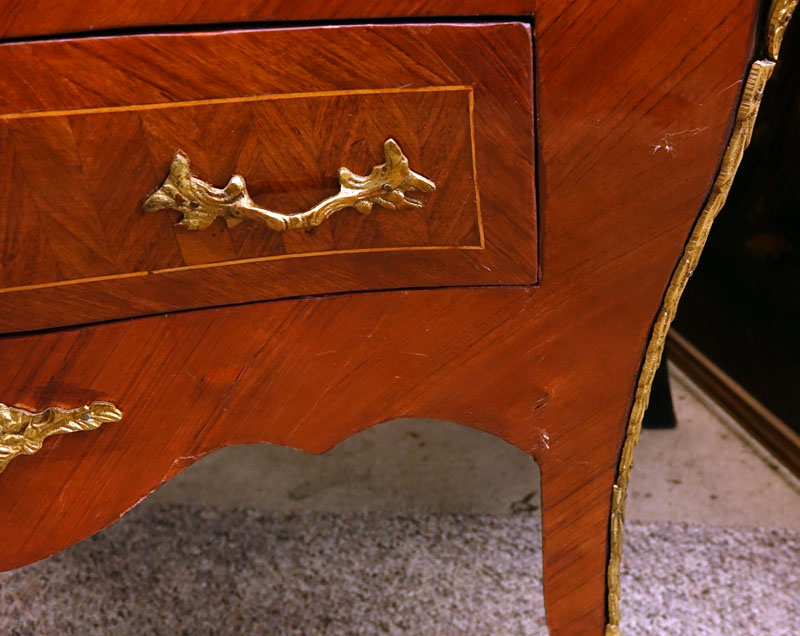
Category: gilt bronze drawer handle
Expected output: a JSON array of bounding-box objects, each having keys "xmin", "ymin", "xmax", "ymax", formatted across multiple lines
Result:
[
  {"xmin": 143, "ymin": 138, "xmax": 436, "ymax": 231},
  {"xmin": 0, "ymin": 402, "xmax": 122, "ymax": 474}
]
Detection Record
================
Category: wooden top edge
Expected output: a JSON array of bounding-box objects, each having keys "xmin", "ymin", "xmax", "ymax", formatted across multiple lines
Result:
[{"xmin": 0, "ymin": 1, "xmax": 536, "ymax": 41}]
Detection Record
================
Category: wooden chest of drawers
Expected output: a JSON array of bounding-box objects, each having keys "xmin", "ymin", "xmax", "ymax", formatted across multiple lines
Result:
[{"xmin": 0, "ymin": 1, "xmax": 791, "ymax": 634}]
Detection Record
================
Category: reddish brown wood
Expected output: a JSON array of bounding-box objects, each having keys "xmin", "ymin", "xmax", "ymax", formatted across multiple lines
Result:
[
  {"xmin": 0, "ymin": 23, "xmax": 536, "ymax": 333},
  {"xmin": 0, "ymin": 0, "xmax": 536, "ymax": 39},
  {"xmin": 0, "ymin": 1, "xmax": 764, "ymax": 635},
  {"xmin": 0, "ymin": 287, "xmax": 632, "ymax": 634},
  {"xmin": 2, "ymin": 91, "xmax": 480, "ymax": 281}
]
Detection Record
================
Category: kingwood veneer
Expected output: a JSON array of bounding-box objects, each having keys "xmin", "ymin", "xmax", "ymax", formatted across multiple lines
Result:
[{"xmin": 0, "ymin": 1, "xmax": 794, "ymax": 635}]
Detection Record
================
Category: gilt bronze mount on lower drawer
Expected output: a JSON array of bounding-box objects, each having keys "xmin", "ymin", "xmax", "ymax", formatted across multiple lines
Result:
[{"xmin": 0, "ymin": 402, "xmax": 122, "ymax": 474}]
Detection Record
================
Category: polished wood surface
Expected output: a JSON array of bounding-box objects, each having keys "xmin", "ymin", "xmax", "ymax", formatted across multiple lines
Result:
[
  {"xmin": 0, "ymin": 1, "xmax": 764, "ymax": 634},
  {"xmin": 0, "ymin": 0, "xmax": 537, "ymax": 39},
  {"xmin": 0, "ymin": 23, "xmax": 536, "ymax": 333},
  {"xmin": 1, "ymin": 90, "xmax": 480, "ymax": 280},
  {"xmin": 0, "ymin": 287, "xmax": 637, "ymax": 627}
]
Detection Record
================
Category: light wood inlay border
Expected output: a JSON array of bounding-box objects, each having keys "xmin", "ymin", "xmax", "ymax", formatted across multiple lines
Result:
[
  {"xmin": 0, "ymin": 85, "xmax": 474, "ymax": 120},
  {"xmin": 0, "ymin": 85, "xmax": 485, "ymax": 295}
]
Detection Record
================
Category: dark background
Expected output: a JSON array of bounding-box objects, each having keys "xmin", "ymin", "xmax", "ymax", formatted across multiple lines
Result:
[{"xmin": 673, "ymin": 14, "xmax": 800, "ymax": 436}]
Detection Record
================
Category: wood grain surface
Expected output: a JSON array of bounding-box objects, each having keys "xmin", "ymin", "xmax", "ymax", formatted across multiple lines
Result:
[
  {"xmin": 1, "ymin": 90, "xmax": 481, "ymax": 280},
  {"xmin": 0, "ymin": 23, "xmax": 537, "ymax": 333},
  {"xmin": 0, "ymin": 0, "xmax": 537, "ymax": 39},
  {"xmin": 0, "ymin": 1, "xmax": 763, "ymax": 634}
]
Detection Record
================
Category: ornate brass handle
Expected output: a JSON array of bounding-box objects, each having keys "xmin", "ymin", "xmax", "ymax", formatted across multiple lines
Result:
[
  {"xmin": 143, "ymin": 138, "xmax": 436, "ymax": 231},
  {"xmin": 0, "ymin": 402, "xmax": 122, "ymax": 474}
]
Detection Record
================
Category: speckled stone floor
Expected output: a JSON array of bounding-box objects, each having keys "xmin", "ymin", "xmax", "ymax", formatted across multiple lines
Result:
[
  {"xmin": 1, "ymin": 366, "xmax": 798, "ymax": 635},
  {"xmin": 1, "ymin": 508, "xmax": 798, "ymax": 635}
]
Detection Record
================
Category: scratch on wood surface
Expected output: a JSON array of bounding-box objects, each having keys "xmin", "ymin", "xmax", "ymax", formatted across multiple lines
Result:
[
  {"xmin": 163, "ymin": 455, "xmax": 201, "ymax": 482},
  {"xmin": 532, "ymin": 397, "xmax": 549, "ymax": 413},
  {"xmin": 229, "ymin": 366, "xmax": 246, "ymax": 389},
  {"xmin": 364, "ymin": 313, "xmax": 389, "ymax": 340},
  {"xmin": 650, "ymin": 127, "xmax": 708, "ymax": 156},
  {"xmin": 700, "ymin": 79, "xmax": 743, "ymax": 106}
]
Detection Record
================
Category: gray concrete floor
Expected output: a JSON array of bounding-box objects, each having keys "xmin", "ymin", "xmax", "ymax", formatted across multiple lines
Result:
[{"xmin": 144, "ymin": 365, "xmax": 800, "ymax": 528}]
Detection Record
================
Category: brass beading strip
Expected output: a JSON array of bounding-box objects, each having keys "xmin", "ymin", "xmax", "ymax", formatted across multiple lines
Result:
[{"xmin": 605, "ymin": 2, "xmax": 796, "ymax": 634}]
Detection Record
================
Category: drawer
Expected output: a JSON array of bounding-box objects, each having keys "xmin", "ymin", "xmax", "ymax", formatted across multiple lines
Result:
[{"xmin": 0, "ymin": 23, "xmax": 537, "ymax": 333}]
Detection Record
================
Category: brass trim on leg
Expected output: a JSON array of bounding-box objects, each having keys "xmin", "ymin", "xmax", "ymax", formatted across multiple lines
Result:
[
  {"xmin": 0, "ymin": 402, "xmax": 122, "ymax": 475},
  {"xmin": 768, "ymin": 0, "xmax": 797, "ymax": 60},
  {"xmin": 605, "ymin": 2, "xmax": 796, "ymax": 634}
]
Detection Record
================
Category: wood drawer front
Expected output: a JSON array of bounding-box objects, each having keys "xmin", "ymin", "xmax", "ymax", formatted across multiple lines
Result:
[{"xmin": 0, "ymin": 23, "xmax": 536, "ymax": 333}]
